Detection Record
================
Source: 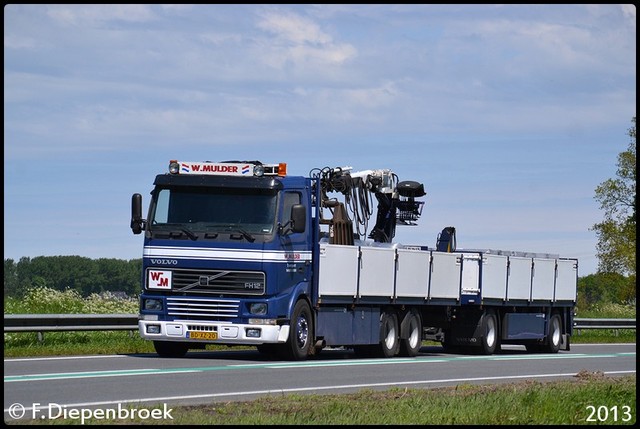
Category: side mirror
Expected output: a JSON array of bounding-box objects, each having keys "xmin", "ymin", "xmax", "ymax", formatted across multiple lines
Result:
[
  {"xmin": 131, "ymin": 193, "xmax": 144, "ymax": 235},
  {"xmin": 290, "ymin": 204, "xmax": 306, "ymax": 233}
]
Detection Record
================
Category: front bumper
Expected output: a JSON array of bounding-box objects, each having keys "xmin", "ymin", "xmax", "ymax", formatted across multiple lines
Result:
[{"xmin": 138, "ymin": 318, "xmax": 290, "ymax": 345}]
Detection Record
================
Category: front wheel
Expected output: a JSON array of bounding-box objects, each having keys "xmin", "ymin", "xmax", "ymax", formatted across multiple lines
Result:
[{"xmin": 280, "ymin": 299, "xmax": 314, "ymax": 361}]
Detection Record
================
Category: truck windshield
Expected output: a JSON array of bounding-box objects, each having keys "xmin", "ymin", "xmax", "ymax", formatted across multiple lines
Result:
[{"xmin": 149, "ymin": 187, "xmax": 278, "ymax": 235}]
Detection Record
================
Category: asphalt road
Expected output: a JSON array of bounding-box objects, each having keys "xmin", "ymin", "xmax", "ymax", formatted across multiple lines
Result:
[{"xmin": 4, "ymin": 343, "xmax": 636, "ymax": 422}]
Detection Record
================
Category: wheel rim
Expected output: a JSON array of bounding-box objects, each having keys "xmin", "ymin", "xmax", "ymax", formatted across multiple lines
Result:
[
  {"xmin": 408, "ymin": 318, "xmax": 420, "ymax": 348},
  {"xmin": 296, "ymin": 316, "xmax": 309, "ymax": 349},
  {"xmin": 485, "ymin": 316, "xmax": 496, "ymax": 348},
  {"xmin": 384, "ymin": 320, "xmax": 396, "ymax": 349},
  {"xmin": 551, "ymin": 317, "xmax": 561, "ymax": 346}
]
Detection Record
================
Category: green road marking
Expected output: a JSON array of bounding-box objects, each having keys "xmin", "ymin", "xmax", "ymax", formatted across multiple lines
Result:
[{"xmin": 4, "ymin": 352, "xmax": 635, "ymax": 383}]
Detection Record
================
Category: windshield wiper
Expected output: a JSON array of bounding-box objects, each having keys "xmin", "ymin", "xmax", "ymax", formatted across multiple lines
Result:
[
  {"xmin": 208, "ymin": 224, "xmax": 257, "ymax": 243},
  {"xmin": 229, "ymin": 227, "xmax": 256, "ymax": 243},
  {"xmin": 181, "ymin": 227, "xmax": 198, "ymax": 241}
]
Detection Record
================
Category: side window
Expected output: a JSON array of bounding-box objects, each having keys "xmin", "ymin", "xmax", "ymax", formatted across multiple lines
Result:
[{"xmin": 282, "ymin": 192, "xmax": 301, "ymax": 223}]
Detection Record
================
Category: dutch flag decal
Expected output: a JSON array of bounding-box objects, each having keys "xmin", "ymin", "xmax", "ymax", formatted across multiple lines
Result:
[
  {"xmin": 181, "ymin": 163, "xmax": 190, "ymax": 173},
  {"xmin": 242, "ymin": 164, "xmax": 251, "ymax": 175}
]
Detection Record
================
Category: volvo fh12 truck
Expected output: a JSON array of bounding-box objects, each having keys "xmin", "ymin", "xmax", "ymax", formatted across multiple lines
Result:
[{"xmin": 131, "ymin": 159, "xmax": 577, "ymax": 360}]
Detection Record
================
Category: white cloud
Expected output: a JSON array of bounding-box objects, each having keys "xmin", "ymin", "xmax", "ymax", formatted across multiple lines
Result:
[
  {"xmin": 258, "ymin": 11, "xmax": 333, "ymax": 45},
  {"xmin": 255, "ymin": 11, "xmax": 357, "ymax": 70},
  {"xmin": 46, "ymin": 4, "xmax": 157, "ymax": 26}
]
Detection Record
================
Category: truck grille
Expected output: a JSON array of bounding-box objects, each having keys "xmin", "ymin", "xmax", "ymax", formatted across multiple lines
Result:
[
  {"xmin": 166, "ymin": 297, "xmax": 240, "ymax": 321},
  {"xmin": 170, "ymin": 269, "xmax": 265, "ymax": 295}
]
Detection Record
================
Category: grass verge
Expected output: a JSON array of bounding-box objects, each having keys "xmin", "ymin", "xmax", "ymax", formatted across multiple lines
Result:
[{"xmin": 8, "ymin": 372, "xmax": 635, "ymax": 425}]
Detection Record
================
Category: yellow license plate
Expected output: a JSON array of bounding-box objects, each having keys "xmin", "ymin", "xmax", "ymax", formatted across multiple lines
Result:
[{"xmin": 187, "ymin": 331, "xmax": 218, "ymax": 340}]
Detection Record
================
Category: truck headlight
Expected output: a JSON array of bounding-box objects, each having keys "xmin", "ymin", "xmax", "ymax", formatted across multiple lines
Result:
[
  {"xmin": 249, "ymin": 302, "xmax": 267, "ymax": 315},
  {"xmin": 144, "ymin": 298, "xmax": 163, "ymax": 311}
]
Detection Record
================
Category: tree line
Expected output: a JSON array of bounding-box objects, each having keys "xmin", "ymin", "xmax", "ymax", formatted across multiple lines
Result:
[{"xmin": 4, "ymin": 256, "xmax": 141, "ymax": 298}]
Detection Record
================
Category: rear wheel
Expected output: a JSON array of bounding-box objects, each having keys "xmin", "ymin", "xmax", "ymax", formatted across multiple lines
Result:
[
  {"xmin": 542, "ymin": 314, "xmax": 562, "ymax": 353},
  {"xmin": 376, "ymin": 310, "xmax": 400, "ymax": 358},
  {"xmin": 479, "ymin": 310, "xmax": 499, "ymax": 355},
  {"xmin": 399, "ymin": 310, "xmax": 422, "ymax": 357},
  {"xmin": 153, "ymin": 341, "xmax": 189, "ymax": 358}
]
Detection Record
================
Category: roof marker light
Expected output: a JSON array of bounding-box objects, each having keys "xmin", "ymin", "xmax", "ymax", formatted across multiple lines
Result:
[{"xmin": 169, "ymin": 160, "xmax": 180, "ymax": 174}]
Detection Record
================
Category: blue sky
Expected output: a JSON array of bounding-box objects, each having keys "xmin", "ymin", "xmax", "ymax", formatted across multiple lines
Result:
[{"xmin": 4, "ymin": 4, "xmax": 636, "ymax": 276}]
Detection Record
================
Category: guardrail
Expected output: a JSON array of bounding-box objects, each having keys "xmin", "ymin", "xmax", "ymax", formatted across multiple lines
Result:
[
  {"xmin": 3, "ymin": 314, "xmax": 635, "ymax": 334},
  {"xmin": 573, "ymin": 317, "xmax": 636, "ymax": 332},
  {"xmin": 4, "ymin": 313, "xmax": 139, "ymax": 332},
  {"xmin": 4, "ymin": 314, "xmax": 138, "ymax": 342}
]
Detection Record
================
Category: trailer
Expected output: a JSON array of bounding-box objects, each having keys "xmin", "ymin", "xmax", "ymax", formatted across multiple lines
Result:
[{"xmin": 131, "ymin": 160, "xmax": 577, "ymax": 359}]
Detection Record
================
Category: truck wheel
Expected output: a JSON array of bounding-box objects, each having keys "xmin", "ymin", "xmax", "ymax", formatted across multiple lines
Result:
[
  {"xmin": 281, "ymin": 299, "xmax": 313, "ymax": 361},
  {"xmin": 376, "ymin": 310, "xmax": 400, "ymax": 358},
  {"xmin": 479, "ymin": 310, "xmax": 499, "ymax": 355},
  {"xmin": 399, "ymin": 310, "xmax": 422, "ymax": 357},
  {"xmin": 542, "ymin": 314, "xmax": 562, "ymax": 353},
  {"xmin": 153, "ymin": 341, "xmax": 189, "ymax": 358}
]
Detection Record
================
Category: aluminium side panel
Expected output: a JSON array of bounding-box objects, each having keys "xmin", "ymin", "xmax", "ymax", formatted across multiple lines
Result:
[
  {"xmin": 555, "ymin": 258, "xmax": 578, "ymax": 301},
  {"xmin": 318, "ymin": 243, "xmax": 359, "ymax": 297},
  {"xmin": 480, "ymin": 254, "xmax": 509, "ymax": 300},
  {"xmin": 429, "ymin": 252, "xmax": 461, "ymax": 299},
  {"xmin": 531, "ymin": 258, "xmax": 556, "ymax": 301},
  {"xmin": 359, "ymin": 246, "xmax": 396, "ymax": 298},
  {"xmin": 395, "ymin": 248, "xmax": 430, "ymax": 298},
  {"xmin": 506, "ymin": 256, "xmax": 533, "ymax": 301}
]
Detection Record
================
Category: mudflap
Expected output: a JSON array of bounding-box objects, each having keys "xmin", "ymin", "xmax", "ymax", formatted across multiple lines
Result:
[{"xmin": 560, "ymin": 334, "xmax": 570, "ymax": 351}]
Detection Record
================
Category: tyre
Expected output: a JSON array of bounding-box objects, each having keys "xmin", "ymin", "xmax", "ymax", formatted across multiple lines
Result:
[
  {"xmin": 542, "ymin": 313, "xmax": 562, "ymax": 353},
  {"xmin": 280, "ymin": 299, "xmax": 314, "ymax": 361},
  {"xmin": 153, "ymin": 341, "xmax": 189, "ymax": 358},
  {"xmin": 399, "ymin": 310, "xmax": 422, "ymax": 357},
  {"xmin": 479, "ymin": 310, "xmax": 499, "ymax": 355},
  {"xmin": 375, "ymin": 310, "xmax": 400, "ymax": 358}
]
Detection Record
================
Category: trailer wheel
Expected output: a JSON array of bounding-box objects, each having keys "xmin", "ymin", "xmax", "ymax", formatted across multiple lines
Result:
[
  {"xmin": 479, "ymin": 310, "xmax": 499, "ymax": 355},
  {"xmin": 281, "ymin": 299, "xmax": 313, "ymax": 361},
  {"xmin": 542, "ymin": 314, "xmax": 562, "ymax": 353},
  {"xmin": 376, "ymin": 310, "xmax": 400, "ymax": 358},
  {"xmin": 399, "ymin": 310, "xmax": 422, "ymax": 357},
  {"xmin": 153, "ymin": 341, "xmax": 189, "ymax": 358}
]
